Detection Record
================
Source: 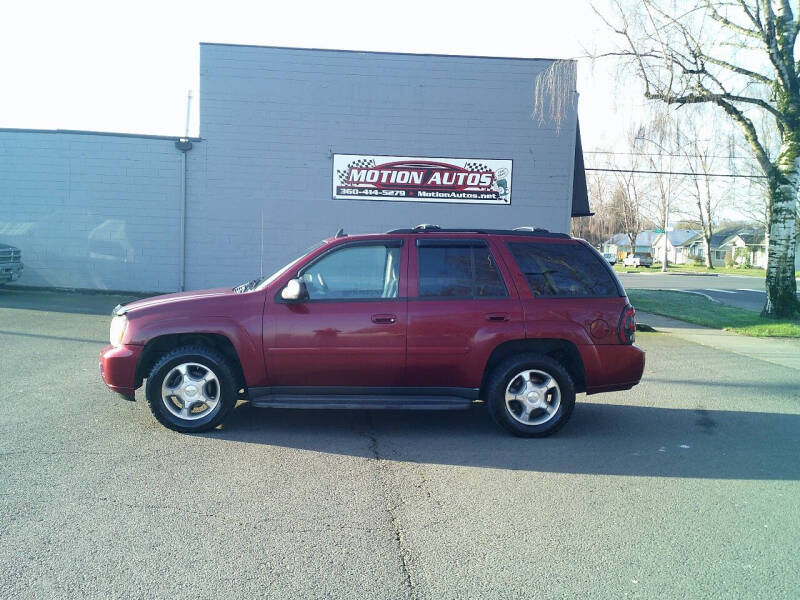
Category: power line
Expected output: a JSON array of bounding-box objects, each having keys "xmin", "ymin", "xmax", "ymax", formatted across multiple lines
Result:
[
  {"xmin": 584, "ymin": 149, "xmax": 754, "ymax": 160},
  {"xmin": 585, "ymin": 167, "xmax": 766, "ymax": 179}
]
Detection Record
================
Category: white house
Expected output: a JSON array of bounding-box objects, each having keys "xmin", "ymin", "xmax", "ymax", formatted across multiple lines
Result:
[
  {"xmin": 719, "ymin": 227, "xmax": 768, "ymax": 268},
  {"xmin": 603, "ymin": 230, "xmax": 659, "ymax": 259},
  {"xmin": 683, "ymin": 225, "xmax": 800, "ymax": 270},
  {"xmin": 651, "ymin": 230, "xmax": 700, "ymax": 264},
  {"xmin": 684, "ymin": 226, "xmax": 743, "ymax": 267}
]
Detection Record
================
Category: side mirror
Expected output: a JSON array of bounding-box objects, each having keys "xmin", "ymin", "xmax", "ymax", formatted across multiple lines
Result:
[{"xmin": 281, "ymin": 278, "xmax": 308, "ymax": 302}]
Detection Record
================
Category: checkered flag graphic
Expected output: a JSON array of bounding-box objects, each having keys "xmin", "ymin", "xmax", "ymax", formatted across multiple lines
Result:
[
  {"xmin": 463, "ymin": 162, "xmax": 492, "ymax": 172},
  {"xmin": 337, "ymin": 158, "xmax": 376, "ymax": 184}
]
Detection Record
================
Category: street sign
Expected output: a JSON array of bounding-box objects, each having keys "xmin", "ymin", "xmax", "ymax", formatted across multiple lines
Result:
[{"xmin": 654, "ymin": 229, "xmax": 665, "ymax": 234}]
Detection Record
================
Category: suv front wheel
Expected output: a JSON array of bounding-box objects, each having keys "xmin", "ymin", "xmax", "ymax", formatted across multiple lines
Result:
[
  {"xmin": 486, "ymin": 353, "xmax": 576, "ymax": 437},
  {"xmin": 145, "ymin": 345, "xmax": 237, "ymax": 433}
]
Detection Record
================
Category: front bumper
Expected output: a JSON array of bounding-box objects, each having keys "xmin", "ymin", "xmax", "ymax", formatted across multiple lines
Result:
[
  {"xmin": 0, "ymin": 262, "xmax": 23, "ymax": 282},
  {"xmin": 99, "ymin": 344, "xmax": 142, "ymax": 400}
]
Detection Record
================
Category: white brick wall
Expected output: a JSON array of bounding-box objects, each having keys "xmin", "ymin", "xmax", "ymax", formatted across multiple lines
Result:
[
  {"xmin": 0, "ymin": 46, "xmax": 579, "ymax": 293},
  {"xmin": 186, "ymin": 45, "xmax": 578, "ymax": 290},
  {"xmin": 0, "ymin": 130, "xmax": 185, "ymax": 292}
]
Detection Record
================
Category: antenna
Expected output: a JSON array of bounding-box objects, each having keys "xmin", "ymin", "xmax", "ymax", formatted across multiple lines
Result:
[
  {"xmin": 260, "ymin": 209, "xmax": 264, "ymax": 279},
  {"xmin": 184, "ymin": 90, "xmax": 193, "ymax": 138}
]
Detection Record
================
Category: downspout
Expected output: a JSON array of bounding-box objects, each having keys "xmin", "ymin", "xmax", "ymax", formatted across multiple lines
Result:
[{"xmin": 175, "ymin": 139, "xmax": 193, "ymax": 291}]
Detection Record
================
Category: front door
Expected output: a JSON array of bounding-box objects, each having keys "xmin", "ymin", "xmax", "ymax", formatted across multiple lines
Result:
[{"xmin": 266, "ymin": 240, "xmax": 407, "ymax": 387}]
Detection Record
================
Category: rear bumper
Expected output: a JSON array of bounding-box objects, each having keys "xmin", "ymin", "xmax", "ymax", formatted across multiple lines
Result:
[
  {"xmin": 582, "ymin": 344, "xmax": 646, "ymax": 395},
  {"xmin": 0, "ymin": 262, "xmax": 23, "ymax": 282},
  {"xmin": 99, "ymin": 344, "xmax": 142, "ymax": 400}
]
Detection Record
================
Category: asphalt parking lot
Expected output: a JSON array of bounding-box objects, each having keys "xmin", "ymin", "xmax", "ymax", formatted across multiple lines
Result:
[{"xmin": 1, "ymin": 289, "xmax": 799, "ymax": 599}]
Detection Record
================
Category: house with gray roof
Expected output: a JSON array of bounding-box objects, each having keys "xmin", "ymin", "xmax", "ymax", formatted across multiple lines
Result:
[
  {"xmin": 602, "ymin": 230, "xmax": 659, "ymax": 259},
  {"xmin": 651, "ymin": 229, "xmax": 700, "ymax": 264},
  {"xmin": 683, "ymin": 226, "xmax": 745, "ymax": 267},
  {"xmin": 684, "ymin": 225, "xmax": 800, "ymax": 269}
]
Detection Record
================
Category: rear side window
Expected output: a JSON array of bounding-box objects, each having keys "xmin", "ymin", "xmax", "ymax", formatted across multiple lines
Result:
[
  {"xmin": 508, "ymin": 242, "xmax": 619, "ymax": 297},
  {"xmin": 418, "ymin": 243, "xmax": 507, "ymax": 298}
]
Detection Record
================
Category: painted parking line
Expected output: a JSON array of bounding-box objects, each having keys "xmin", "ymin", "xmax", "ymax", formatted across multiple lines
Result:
[
  {"xmin": 737, "ymin": 288, "xmax": 766, "ymax": 293},
  {"xmin": 703, "ymin": 288, "xmax": 737, "ymax": 294}
]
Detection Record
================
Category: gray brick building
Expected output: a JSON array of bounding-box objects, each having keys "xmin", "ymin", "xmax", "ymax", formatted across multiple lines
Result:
[{"xmin": 0, "ymin": 44, "xmax": 589, "ymax": 292}]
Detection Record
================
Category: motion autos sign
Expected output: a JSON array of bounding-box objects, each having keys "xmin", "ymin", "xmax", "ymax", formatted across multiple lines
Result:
[{"xmin": 333, "ymin": 154, "xmax": 512, "ymax": 204}]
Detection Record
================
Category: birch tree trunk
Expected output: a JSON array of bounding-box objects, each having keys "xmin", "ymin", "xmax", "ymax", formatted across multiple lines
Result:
[
  {"xmin": 763, "ymin": 140, "xmax": 799, "ymax": 316},
  {"xmin": 703, "ymin": 235, "xmax": 713, "ymax": 268}
]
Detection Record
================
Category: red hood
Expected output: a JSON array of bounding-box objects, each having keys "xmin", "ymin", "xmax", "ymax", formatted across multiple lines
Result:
[{"xmin": 118, "ymin": 287, "xmax": 235, "ymax": 314}]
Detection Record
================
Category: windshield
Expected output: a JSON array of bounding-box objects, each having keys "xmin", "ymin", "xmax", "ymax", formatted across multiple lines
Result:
[{"xmin": 252, "ymin": 241, "xmax": 327, "ymax": 291}]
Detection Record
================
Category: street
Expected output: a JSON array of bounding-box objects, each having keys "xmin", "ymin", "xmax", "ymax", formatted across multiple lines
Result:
[
  {"xmin": 1, "ymin": 289, "xmax": 799, "ymax": 599},
  {"xmin": 617, "ymin": 271, "xmax": 800, "ymax": 311}
]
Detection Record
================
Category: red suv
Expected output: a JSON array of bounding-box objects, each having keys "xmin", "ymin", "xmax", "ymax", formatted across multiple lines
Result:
[{"xmin": 100, "ymin": 226, "xmax": 644, "ymax": 436}]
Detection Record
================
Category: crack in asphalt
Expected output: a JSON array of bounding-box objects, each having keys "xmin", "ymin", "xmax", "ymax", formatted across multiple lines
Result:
[{"xmin": 361, "ymin": 413, "xmax": 418, "ymax": 600}]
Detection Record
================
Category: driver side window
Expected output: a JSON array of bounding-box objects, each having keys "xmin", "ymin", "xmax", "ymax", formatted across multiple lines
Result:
[{"xmin": 300, "ymin": 243, "xmax": 401, "ymax": 300}]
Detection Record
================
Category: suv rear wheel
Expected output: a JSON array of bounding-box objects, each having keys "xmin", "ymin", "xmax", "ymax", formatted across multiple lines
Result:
[
  {"xmin": 145, "ymin": 345, "xmax": 237, "ymax": 433},
  {"xmin": 486, "ymin": 353, "xmax": 575, "ymax": 437}
]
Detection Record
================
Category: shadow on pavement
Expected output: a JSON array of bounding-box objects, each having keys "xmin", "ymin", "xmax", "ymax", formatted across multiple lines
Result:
[
  {"xmin": 0, "ymin": 287, "xmax": 146, "ymax": 316},
  {"xmin": 645, "ymin": 377, "xmax": 800, "ymax": 394},
  {"xmin": 208, "ymin": 401, "xmax": 800, "ymax": 481}
]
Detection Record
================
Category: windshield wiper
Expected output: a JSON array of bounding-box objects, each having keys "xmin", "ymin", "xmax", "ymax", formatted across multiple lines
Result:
[{"xmin": 233, "ymin": 278, "xmax": 260, "ymax": 293}]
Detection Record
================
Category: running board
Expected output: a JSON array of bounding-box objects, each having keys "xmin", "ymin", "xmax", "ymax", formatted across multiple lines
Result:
[{"xmin": 250, "ymin": 394, "xmax": 474, "ymax": 411}]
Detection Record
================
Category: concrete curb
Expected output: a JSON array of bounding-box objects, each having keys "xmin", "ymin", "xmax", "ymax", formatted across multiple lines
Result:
[{"xmin": 631, "ymin": 288, "xmax": 721, "ymax": 304}]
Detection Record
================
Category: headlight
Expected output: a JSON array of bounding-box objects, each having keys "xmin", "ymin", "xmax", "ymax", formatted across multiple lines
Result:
[{"xmin": 109, "ymin": 315, "xmax": 128, "ymax": 347}]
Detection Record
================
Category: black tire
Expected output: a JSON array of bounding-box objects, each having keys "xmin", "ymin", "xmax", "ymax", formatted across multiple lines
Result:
[
  {"xmin": 486, "ymin": 353, "xmax": 576, "ymax": 437},
  {"xmin": 145, "ymin": 345, "xmax": 237, "ymax": 433}
]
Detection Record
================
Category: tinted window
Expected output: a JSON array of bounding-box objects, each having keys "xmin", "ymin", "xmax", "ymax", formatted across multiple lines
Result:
[
  {"xmin": 418, "ymin": 244, "xmax": 507, "ymax": 298},
  {"xmin": 300, "ymin": 244, "xmax": 401, "ymax": 300},
  {"xmin": 509, "ymin": 242, "xmax": 619, "ymax": 297}
]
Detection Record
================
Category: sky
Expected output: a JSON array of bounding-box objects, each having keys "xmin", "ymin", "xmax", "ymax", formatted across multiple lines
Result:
[
  {"xmin": 0, "ymin": 0, "xmax": 640, "ymax": 151},
  {"xmin": 1, "ymin": 0, "xmax": 765, "ymax": 222}
]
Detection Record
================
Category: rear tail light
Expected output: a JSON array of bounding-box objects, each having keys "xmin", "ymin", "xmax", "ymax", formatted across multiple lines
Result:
[{"xmin": 618, "ymin": 304, "xmax": 636, "ymax": 344}]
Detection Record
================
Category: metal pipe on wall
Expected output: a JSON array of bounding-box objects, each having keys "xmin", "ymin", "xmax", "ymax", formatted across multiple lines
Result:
[{"xmin": 175, "ymin": 139, "xmax": 193, "ymax": 291}]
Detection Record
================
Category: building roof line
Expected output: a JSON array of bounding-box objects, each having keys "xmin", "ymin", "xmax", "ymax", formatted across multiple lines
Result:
[
  {"xmin": 199, "ymin": 41, "xmax": 566, "ymax": 63},
  {"xmin": 0, "ymin": 127, "xmax": 202, "ymax": 142}
]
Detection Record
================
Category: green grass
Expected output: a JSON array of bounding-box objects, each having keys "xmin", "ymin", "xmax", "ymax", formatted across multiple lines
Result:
[
  {"xmin": 662, "ymin": 263, "xmax": 768, "ymax": 277},
  {"xmin": 613, "ymin": 262, "xmax": 800, "ymax": 278},
  {"xmin": 627, "ymin": 289, "xmax": 800, "ymax": 338},
  {"xmin": 612, "ymin": 263, "xmax": 769, "ymax": 277}
]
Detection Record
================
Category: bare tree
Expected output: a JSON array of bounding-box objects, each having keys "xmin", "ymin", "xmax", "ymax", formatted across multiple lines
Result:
[
  {"xmin": 571, "ymin": 170, "xmax": 617, "ymax": 245},
  {"xmin": 615, "ymin": 171, "xmax": 645, "ymax": 253},
  {"xmin": 677, "ymin": 116, "xmax": 726, "ymax": 268},
  {"xmin": 632, "ymin": 115, "xmax": 688, "ymax": 269},
  {"xmin": 596, "ymin": 0, "xmax": 800, "ymax": 317}
]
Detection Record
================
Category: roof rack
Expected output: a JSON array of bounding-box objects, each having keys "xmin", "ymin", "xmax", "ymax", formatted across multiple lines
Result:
[{"xmin": 386, "ymin": 226, "xmax": 569, "ymax": 239}]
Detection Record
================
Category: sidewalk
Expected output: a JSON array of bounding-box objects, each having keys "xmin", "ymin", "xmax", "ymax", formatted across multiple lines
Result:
[{"xmin": 637, "ymin": 311, "xmax": 800, "ymax": 372}]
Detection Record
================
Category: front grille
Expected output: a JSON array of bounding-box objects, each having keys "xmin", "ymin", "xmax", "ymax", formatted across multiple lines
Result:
[{"xmin": 0, "ymin": 249, "xmax": 21, "ymax": 263}]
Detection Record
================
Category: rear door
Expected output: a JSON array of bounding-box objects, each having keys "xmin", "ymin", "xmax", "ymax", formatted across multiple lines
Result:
[
  {"xmin": 503, "ymin": 239, "xmax": 625, "ymax": 346},
  {"xmin": 405, "ymin": 237, "xmax": 524, "ymax": 390}
]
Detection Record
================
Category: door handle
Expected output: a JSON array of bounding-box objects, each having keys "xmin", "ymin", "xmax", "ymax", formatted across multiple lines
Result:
[
  {"xmin": 372, "ymin": 313, "xmax": 397, "ymax": 324},
  {"xmin": 485, "ymin": 312, "xmax": 510, "ymax": 322}
]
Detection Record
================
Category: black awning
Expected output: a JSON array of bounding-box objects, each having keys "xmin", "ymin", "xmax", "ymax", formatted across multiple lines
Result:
[{"xmin": 571, "ymin": 120, "xmax": 593, "ymax": 217}]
